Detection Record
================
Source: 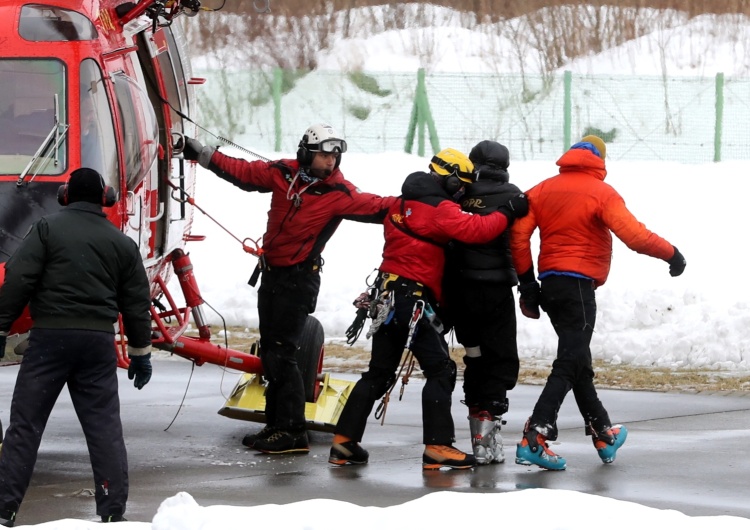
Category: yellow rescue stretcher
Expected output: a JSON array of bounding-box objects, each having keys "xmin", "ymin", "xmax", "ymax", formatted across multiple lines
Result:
[{"xmin": 217, "ymin": 316, "xmax": 355, "ymax": 432}]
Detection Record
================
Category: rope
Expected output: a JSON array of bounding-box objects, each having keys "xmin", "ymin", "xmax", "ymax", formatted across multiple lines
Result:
[
  {"xmin": 373, "ymin": 299, "xmax": 424, "ymax": 425},
  {"xmin": 164, "ymin": 179, "xmax": 264, "ymax": 258},
  {"xmin": 374, "ymin": 350, "xmax": 414, "ymax": 425},
  {"xmin": 345, "ymin": 307, "xmax": 368, "ymax": 345},
  {"xmin": 398, "ymin": 353, "xmax": 416, "ymax": 401}
]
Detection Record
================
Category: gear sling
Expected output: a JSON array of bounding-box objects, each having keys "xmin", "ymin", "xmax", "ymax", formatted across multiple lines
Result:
[{"xmin": 354, "ymin": 197, "xmax": 447, "ymax": 424}]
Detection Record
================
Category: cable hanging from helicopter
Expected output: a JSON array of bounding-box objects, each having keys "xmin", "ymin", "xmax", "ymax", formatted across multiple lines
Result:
[
  {"xmin": 165, "ymin": 178, "xmax": 265, "ymax": 263},
  {"xmin": 168, "ymin": 126, "xmax": 273, "ymax": 276},
  {"xmin": 167, "ymin": 121, "xmax": 271, "ymax": 264}
]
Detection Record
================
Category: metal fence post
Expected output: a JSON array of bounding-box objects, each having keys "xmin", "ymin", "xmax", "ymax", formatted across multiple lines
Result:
[
  {"xmin": 420, "ymin": 70, "xmax": 440, "ymax": 155},
  {"xmin": 404, "ymin": 70, "xmax": 420, "ymax": 154},
  {"xmin": 404, "ymin": 68, "xmax": 440, "ymax": 156},
  {"xmin": 273, "ymin": 68, "xmax": 282, "ymax": 152},
  {"xmin": 714, "ymin": 72, "xmax": 724, "ymax": 163},
  {"xmin": 417, "ymin": 69, "xmax": 426, "ymax": 156}
]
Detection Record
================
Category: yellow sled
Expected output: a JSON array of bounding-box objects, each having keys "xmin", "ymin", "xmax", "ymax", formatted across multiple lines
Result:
[
  {"xmin": 218, "ymin": 371, "xmax": 355, "ymax": 432},
  {"xmin": 217, "ymin": 316, "xmax": 355, "ymax": 432}
]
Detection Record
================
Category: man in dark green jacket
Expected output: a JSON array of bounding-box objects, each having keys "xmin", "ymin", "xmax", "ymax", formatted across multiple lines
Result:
[{"xmin": 0, "ymin": 168, "xmax": 152, "ymax": 527}]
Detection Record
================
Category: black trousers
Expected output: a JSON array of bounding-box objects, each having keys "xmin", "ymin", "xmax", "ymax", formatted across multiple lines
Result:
[
  {"xmin": 530, "ymin": 275, "xmax": 611, "ymax": 437},
  {"xmin": 0, "ymin": 329, "xmax": 128, "ymax": 518},
  {"xmin": 335, "ymin": 290, "xmax": 457, "ymax": 445},
  {"xmin": 451, "ymin": 282, "xmax": 519, "ymax": 413},
  {"xmin": 257, "ymin": 264, "xmax": 321, "ymax": 432}
]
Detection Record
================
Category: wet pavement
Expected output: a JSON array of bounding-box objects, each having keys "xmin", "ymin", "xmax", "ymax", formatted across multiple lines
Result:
[{"xmin": 1, "ymin": 358, "xmax": 749, "ymax": 525}]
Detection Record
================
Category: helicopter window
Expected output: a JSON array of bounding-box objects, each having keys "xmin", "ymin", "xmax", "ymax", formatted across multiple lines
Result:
[
  {"xmin": 0, "ymin": 59, "xmax": 66, "ymax": 176},
  {"xmin": 112, "ymin": 72, "xmax": 158, "ymax": 191},
  {"xmin": 20, "ymin": 5, "xmax": 97, "ymax": 42},
  {"xmin": 164, "ymin": 25, "xmax": 191, "ymax": 117},
  {"xmin": 155, "ymin": 31, "xmax": 184, "ymax": 134},
  {"xmin": 80, "ymin": 60, "xmax": 118, "ymax": 187}
]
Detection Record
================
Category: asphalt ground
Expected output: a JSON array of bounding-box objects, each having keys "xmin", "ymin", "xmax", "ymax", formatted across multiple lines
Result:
[{"xmin": 1, "ymin": 358, "xmax": 749, "ymax": 525}]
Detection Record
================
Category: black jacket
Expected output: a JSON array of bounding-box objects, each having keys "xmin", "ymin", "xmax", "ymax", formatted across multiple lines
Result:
[
  {"xmin": 448, "ymin": 168, "xmax": 521, "ymax": 285},
  {"xmin": 0, "ymin": 202, "xmax": 152, "ymax": 347}
]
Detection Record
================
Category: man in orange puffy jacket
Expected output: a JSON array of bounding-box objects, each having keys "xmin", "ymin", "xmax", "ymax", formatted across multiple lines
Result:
[{"xmin": 510, "ymin": 135, "xmax": 686, "ymax": 471}]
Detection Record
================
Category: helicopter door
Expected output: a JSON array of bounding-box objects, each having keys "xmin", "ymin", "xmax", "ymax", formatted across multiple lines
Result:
[
  {"xmin": 136, "ymin": 24, "xmax": 196, "ymax": 259},
  {"xmin": 111, "ymin": 71, "xmax": 158, "ymax": 258},
  {"xmin": 158, "ymin": 25, "xmax": 198, "ymax": 253}
]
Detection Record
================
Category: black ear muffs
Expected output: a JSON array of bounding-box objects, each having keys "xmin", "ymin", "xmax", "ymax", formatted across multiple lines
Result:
[
  {"xmin": 441, "ymin": 163, "xmax": 465, "ymax": 196},
  {"xmin": 57, "ymin": 184, "xmax": 69, "ymax": 206},
  {"xmin": 102, "ymin": 184, "xmax": 117, "ymax": 207},
  {"xmin": 296, "ymin": 134, "xmax": 313, "ymax": 167},
  {"xmin": 57, "ymin": 180, "xmax": 117, "ymax": 207},
  {"xmin": 443, "ymin": 174, "xmax": 463, "ymax": 196},
  {"xmin": 432, "ymin": 156, "xmax": 470, "ymax": 196}
]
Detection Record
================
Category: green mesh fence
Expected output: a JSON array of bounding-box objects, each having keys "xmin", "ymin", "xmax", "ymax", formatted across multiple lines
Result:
[{"xmin": 194, "ymin": 69, "xmax": 750, "ymax": 163}]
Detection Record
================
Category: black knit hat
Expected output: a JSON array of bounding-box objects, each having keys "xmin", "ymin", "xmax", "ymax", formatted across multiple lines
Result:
[{"xmin": 68, "ymin": 167, "xmax": 105, "ymax": 204}]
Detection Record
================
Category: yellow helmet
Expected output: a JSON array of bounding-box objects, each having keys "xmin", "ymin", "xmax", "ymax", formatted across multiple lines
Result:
[{"xmin": 430, "ymin": 148, "xmax": 475, "ymax": 184}]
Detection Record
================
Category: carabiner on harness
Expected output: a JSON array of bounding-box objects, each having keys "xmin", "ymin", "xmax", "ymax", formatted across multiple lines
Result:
[
  {"xmin": 373, "ymin": 298, "xmax": 425, "ymax": 425},
  {"xmin": 366, "ymin": 290, "xmax": 395, "ymax": 339}
]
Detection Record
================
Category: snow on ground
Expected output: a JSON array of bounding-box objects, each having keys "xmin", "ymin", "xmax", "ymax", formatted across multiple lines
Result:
[{"xmin": 19, "ymin": 489, "xmax": 750, "ymax": 529}]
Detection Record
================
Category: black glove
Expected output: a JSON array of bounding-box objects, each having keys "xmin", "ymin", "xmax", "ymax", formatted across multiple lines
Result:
[
  {"xmin": 128, "ymin": 353, "xmax": 152, "ymax": 390},
  {"xmin": 0, "ymin": 334, "xmax": 6, "ymax": 359},
  {"xmin": 518, "ymin": 281, "xmax": 541, "ymax": 319},
  {"xmin": 667, "ymin": 246, "xmax": 686, "ymax": 277},
  {"xmin": 498, "ymin": 193, "xmax": 529, "ymax": 223},
  {"xmin": 181, "ymin": 137, "xmax": 204, "ymax": 162}
]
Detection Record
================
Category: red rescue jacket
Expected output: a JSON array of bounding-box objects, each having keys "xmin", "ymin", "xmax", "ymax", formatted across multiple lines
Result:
[{"xmin": 209, "ymin": 153, "xmax": 397, "ymax": 266}]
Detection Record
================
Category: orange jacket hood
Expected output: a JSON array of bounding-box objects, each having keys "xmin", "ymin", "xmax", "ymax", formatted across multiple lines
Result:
[{"xmin": 556, "ymin": 147, "xmax": 607, "ymax": 181}]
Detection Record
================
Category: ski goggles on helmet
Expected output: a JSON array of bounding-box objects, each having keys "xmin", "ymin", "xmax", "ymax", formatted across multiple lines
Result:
[
  {"xmin": 308, "ymin": 138, "xmax": 348, "ymax": 154},
  {"xmin": 430, "ymin": 155, "xmax": 474, "ymax": 183}
]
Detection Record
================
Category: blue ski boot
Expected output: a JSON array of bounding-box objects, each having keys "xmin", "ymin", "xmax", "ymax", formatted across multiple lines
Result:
[
  {"xmin": 515, "ymin": 423, "xmax": 566, "ymax": 471},
  {"xmin": 591, "ymin": 424, "xmax": 628, "ymax": 463}
]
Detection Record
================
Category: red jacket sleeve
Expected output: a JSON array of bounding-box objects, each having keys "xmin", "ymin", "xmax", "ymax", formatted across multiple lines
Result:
[
  {"xmin": 430, "ymin": 201, "xmax": 509, "ymax": 244},
  {"xmin": 336, "ymin": 179, "xmax": 399, "ymax": 222},
  {"xmin": 208, "ymin": 151, "xmax": 278, "ymax": 192}
]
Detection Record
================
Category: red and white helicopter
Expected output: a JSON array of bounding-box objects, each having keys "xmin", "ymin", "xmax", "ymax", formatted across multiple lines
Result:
[{"xmin": 0, "ymin": 0, "xmax": 349, "ymax": 432}]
